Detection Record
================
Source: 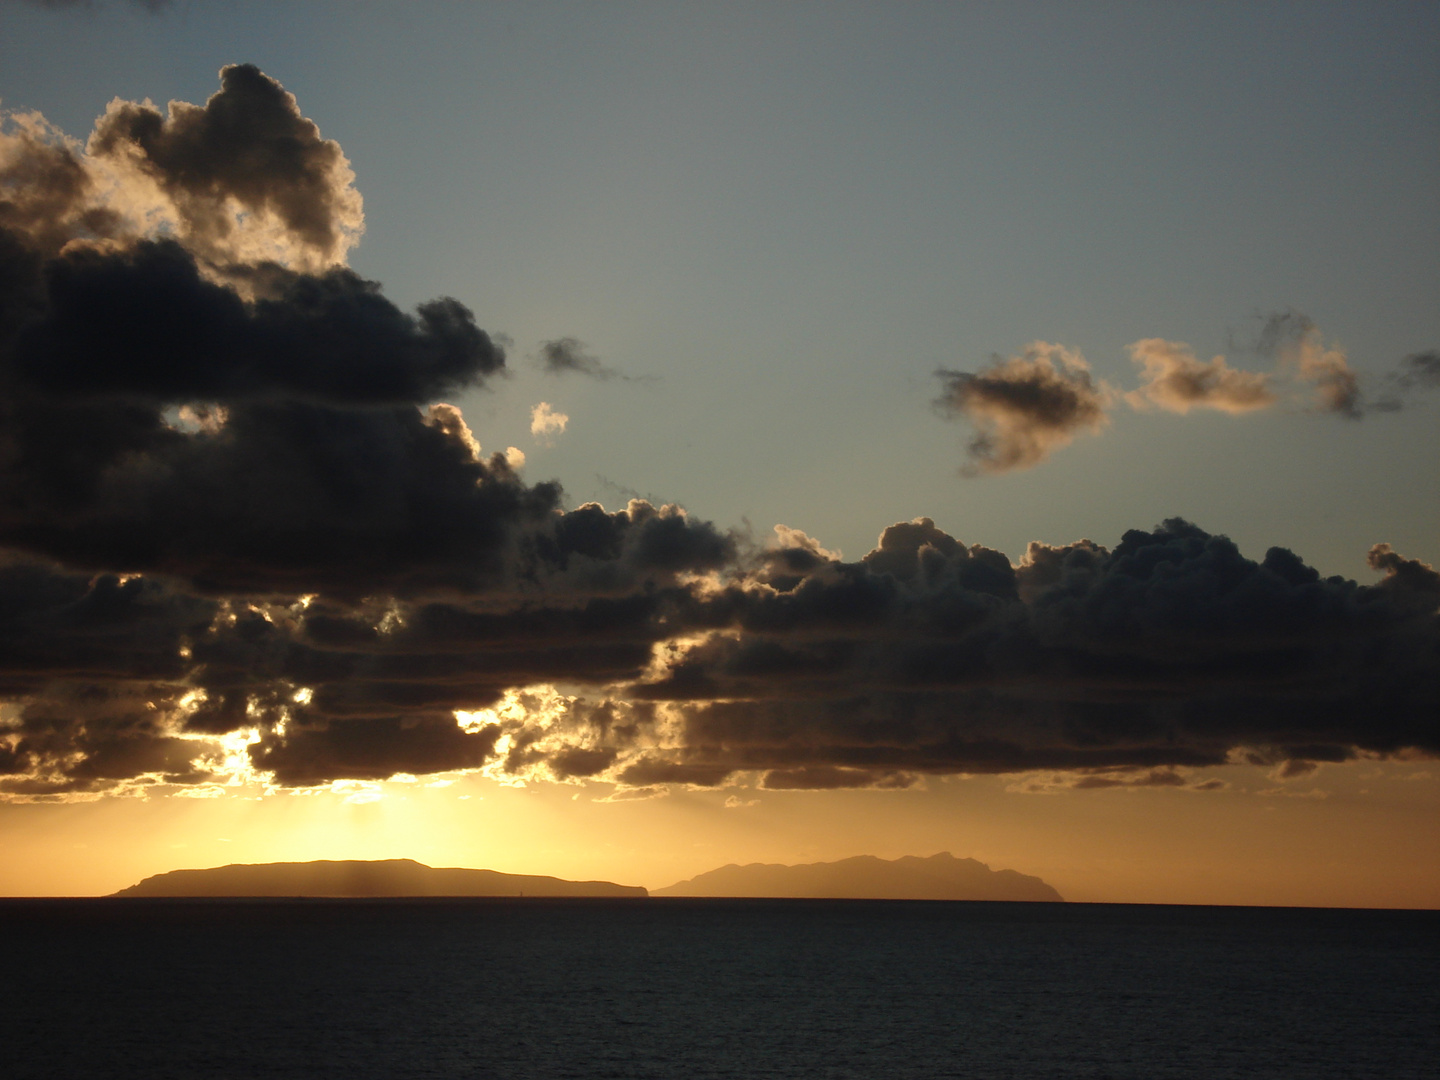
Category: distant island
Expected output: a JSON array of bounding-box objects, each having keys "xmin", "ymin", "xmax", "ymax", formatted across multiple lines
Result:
[
  {"xmin": 111, "ymin": 859, "xmax": 648, "ymax": 898},
  {"xmin": 112, "ymin": 854, "xmax": 1059, "ymax": 902},
  {"xmin": 654, "ymin": 852, "xmax": 1062, "ymax": 901}
]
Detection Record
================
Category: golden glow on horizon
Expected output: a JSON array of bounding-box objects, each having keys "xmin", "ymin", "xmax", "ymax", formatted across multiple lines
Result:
[{"xmin": 0, "ymin": 761, "xmax": 1435, "ymax": 909}]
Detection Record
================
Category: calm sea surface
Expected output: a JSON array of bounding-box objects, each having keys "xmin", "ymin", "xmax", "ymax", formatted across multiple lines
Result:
[{"xmin": 2, "ymin": 898, "xmax": 1436, "ymax": 1079}]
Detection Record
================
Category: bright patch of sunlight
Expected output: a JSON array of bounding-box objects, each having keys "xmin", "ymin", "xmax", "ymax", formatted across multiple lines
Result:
[{"xmin": 330, "ymin": 779, "xmax": 384, "ymax": 805}]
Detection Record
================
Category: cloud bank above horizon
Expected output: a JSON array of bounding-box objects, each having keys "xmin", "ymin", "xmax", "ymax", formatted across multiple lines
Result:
[{"xmin": 0, "ymin": 68, "xmax": 1435, "ymax": 804}]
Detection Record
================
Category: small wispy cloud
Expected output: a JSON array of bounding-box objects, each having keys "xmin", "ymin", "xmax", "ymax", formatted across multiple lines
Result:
[
  {"xmin": 1125, "ymin": 338, "xmax": 1274, "ymax": 415},
  {"xmin": 1373, "ymin": 350, "xmax": 1440, "ymax": 413},
  {"xmin": 534, "ymin": 337, "xmax": 654, "ymax": 383},
  {"xmin": 1256, "ymin": 311, "xmax": 1362, "ymax": 418},
  {"xmin": 937, "ymin": 311, "xmax": 1435, "ymax": 475},
  {"xmin": 934, "ymin": 343, "xmax": 1110, "ymax": 474},
  {"xmin": 1006, "ymin": 767, "xmax": 1226, "ymax": 794}
]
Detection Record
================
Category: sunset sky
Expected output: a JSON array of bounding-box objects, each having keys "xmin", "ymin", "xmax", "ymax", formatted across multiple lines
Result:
[{"xmin": 0, "ymin": 0, "xmax": 1435, "ymax": 906}]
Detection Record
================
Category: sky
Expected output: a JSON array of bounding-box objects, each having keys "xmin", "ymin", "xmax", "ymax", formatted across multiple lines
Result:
[{"xmin": 0, "ymin": 0, "xmax": 1436, "ymax": 906}]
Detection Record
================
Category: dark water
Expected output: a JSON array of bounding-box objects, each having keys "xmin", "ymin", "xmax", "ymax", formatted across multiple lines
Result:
[{"xmin": 2, "ymin": 898, "xmax": 1436, "ymax": 1079}]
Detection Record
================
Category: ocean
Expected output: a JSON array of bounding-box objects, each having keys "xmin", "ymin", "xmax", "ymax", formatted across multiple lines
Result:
[{"xmin": 2, "ymin": 897, "xmax": 1435, "ymax": 1079}]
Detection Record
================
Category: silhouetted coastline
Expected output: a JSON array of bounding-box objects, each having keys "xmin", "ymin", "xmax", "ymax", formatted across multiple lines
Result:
[
  {"xmin": 656, "ymin": 851, "xmax": 1062, "ymax": 901},
  {"xmin": 111, "ymin": 858, "xmax": 647, "ymax": 898}
]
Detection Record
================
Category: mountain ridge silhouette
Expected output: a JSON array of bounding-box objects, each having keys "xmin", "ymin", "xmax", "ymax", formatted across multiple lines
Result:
[
  {"xmin": 654, "ymin": 852, "xmax": 1062, "ymax": 901},
  {"xmin": 111, "ymin": 858, "xmax": 647, "ymax": 898}
]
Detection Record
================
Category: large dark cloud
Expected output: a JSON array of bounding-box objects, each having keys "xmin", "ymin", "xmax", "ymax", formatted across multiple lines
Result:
[
  {"xmin": 603, "ymin": 519, "xmax": 1437, "ymax": 786},
  {"xmin": 0, "ymin": 224, "xmax": 536, "ymax": 595},
  {"xmin": 0, "ymin": 68, "xmax": 1433, "ymax": 801},
  {"xmin": 0, "ymin": 556, "xmax": 215, "ymax": 795},
  {"xmin": 15, "ymin": 239, "xmax": 501, "ymax": 404}
]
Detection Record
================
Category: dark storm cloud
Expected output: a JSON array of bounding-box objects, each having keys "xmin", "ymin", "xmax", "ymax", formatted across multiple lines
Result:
[
  {"xmin": 13, "ymin": 684, "xmax": 210, "ymax": 792},
  {"xmin": 0, "ymin": 72, "xmax": 737, "ymax": 599},
  {"xmin": 603, "ymin": 519, "xmax": 1438, "ymax": 783},
  {"xmin": 0, "ymin": 535, "xmax": 725, "ymax": 795},
  {"xmin": 251, "ymin": 714, "xmax": 501, "ymax": 787},
  {"xmin": 0, "ymin": 68, "xmax": 742, "ymax": 797},
  {"xmin": 0, "ymin": 388, "xmax": 554, "ymax": 597},
  {"xmin": 0, "ymin": 558, "xmax": 211, "ymax": 693},
  {"xmin": 0, "ymin": 557, "xmax": 219, "ymax": 795},
  {"xmin": 934, "ymin": 343, "xmax": 1110, "ymax": 473},
  {"xmin": 4, "ymin": 516, "xmax": 1433, "ymax": 800},
  {"xmin": 14, "ymin": 239, "xmax": 502, "ymax": 404},
  {"xmin": 0, "ymin": 68, "xmax": 1433, "ymax": 801},
  {"xmin": 615, "ymin": 757, "xmax": 737, "ymax": 788}
]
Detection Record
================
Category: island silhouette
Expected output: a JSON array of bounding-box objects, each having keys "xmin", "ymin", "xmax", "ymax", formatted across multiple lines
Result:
[
  {"xmin": 112, "ymin": 859, "xmax": 647, "ymax": 898},
  {"xmin": 112, "ymin": 853, "xmax": 1061, "ymax": 901},
  {"xmin": 654, "ymin": 852, "xmax": 1062, "ymax": 901}
]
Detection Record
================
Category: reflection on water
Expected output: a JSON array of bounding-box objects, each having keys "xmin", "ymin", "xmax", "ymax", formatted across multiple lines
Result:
[{"xmin": 3, "ymin": 898, "xmax": 1436, "ymax": 1079}]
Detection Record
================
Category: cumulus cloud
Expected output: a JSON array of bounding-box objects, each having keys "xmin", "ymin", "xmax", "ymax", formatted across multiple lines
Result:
[
  {"xmin": 934, "ymin": 343, "xmax": 1111, "ymax": 474},
  {"xmin": 0, "ymin": 67, "xmax": 739, "ymax": 799},
  {"xmin": 530, "ymin": 401, "xmax": 569, "ymax": 442},
  {"xmin": 3, "ymin": 510, "xmax": 1434, "ymax": 799},
  {"xmin": 0, "ymin": 110, "xmax": 119, "ymax": 256},
  {"xmin": 0, "ymin": 295, "xmax": 526, "ymax": 596},
  {"xmin": 1, "ymin": 69, "xmax": 1434, "ymax": 803},
  {"xmin": 88, "ymin": 64, "xmax": 364, "ymax": 270},
  {"xmin": 2, "ymin": 64, "xmax": 361, "ymax": 272},
  {"xmin": 1367, "ymin": 542, "xmax": 1440, "ymax": 599},
  {"xmin": 606, "ymin": 518, "xmax": 1437, "ymax": 789},
  {"xmin": 1124, "ymin": 338, "xmax": 1274, "ymax": 414}
]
